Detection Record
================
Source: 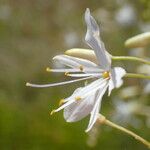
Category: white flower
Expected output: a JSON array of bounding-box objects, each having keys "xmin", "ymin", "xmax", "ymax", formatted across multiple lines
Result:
[{"xmin": 26, "ymin": 8, "xmax": 126, "ymax": 132}]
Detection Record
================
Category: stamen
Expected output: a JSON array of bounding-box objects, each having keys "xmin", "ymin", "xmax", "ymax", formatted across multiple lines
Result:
[
  {"xmin": 50, "ymin": 109, "xmax": 56, "ymax": 115},
  {"xmin": 102, "ymin": 71, "xmax": 110, "ymax": 79},
  {"xmin": 59, "ymin": 99, "xmax": 65, "ymax": 106},
  {"xmin": 65, "ymin": 72, "xmax": 70, "ymax": 76},
  {"xmin": 46, "ymin": 67, "xmax": 52, "ymax": 72},
  {"xmin": 79, "ymin": 65, "xmax": 84, "ymax": 71},
  {"xmin": 75, "ymin": 96, "xmax": 82, "ymax": 101}
]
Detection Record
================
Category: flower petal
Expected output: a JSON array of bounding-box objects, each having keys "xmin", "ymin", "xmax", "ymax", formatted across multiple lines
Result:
[
  {"xmin": 108, "ymin": 67, "xmax": 126, "ymax": 96},
  {"xmin": 85, "ymin": 8, "xmax": 111, "ymax": 70},
  {"xmin": 53, "ymin": 55, "xmax": 98, "ymax": 68},
  {"xmin": 63, "ymin": 78, "xmax": 108, "ymax": 122},
  {"xmin": 76, "ymin": 78, "xmax": 107, "ymax": 97},
  {"xmin": 85, "ymin": 83, "xmax": 108, "ymax": 132},
  {"xmin": 64, "ymin": 88, "xmax": 97, "ymax": 122}
]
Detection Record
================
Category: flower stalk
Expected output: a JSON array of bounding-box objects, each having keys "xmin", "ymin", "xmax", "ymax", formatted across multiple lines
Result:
[
  {"xmin": 125, "ymin": 73, "xmax": 150, "ymax": 80},
  {"xmin": 97, "ymin": 114, "xmax": 150, "ymax": 149},
  {"xmin": 65, "ymin": 49, "xmax": 150, "ymax": 65},
  {"xmin": 112, "ymin": 56, "xmax": 150, "ymax": 66}
]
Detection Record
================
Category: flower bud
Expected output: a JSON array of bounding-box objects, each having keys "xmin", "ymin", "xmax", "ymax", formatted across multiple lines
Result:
[{"xmin": 125, "ymin": 32, "xmax": 150, "ymax": 48}]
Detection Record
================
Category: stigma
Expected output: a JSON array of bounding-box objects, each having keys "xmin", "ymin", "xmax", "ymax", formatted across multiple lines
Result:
[{"xmin": 102, "ymin": 71, "xmax": 110, "ymax": 79}]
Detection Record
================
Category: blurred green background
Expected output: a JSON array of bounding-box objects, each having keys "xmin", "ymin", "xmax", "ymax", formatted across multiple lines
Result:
[{"xmin": 0, "ymin": 0, "xmax": 150, "ymax": 149}]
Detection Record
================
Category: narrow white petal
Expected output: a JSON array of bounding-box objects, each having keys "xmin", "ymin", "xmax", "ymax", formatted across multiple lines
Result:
[
  {"xmin": 108, "ymin": 79, "xmax": 114, "ymax": 96},
  {"xmin": 64, "ymin": 79, "xmax": 108, "ymax": 123},
  {"xmin": 85, "ymin": 8, "xmax": 111, "ymax": 70},
  {"xmin": 53, "ymin": 55, "xmax": 98, "ymax": 68},
  {"xmin": 76, "ymin": 78, "xmax": 107, "ymax": 97},
  {"xmin": 26, "ymin": 76, "xmax": 93, "ymax": 88},
  {"xmin": 64, "ymin": 55, "xmax": 98, "ymax": 67},
  {"xmin": 85, "ymin": 83, "xmax": 108, "ymax": 132},
  {"xmin": 63, "ymin": 79, "xmax": 108, "ymax": 122},
  {"xmin": 63, "ymin": 78, "xmax": 107, "ymax": 103},
  {"xmin": 64, "ymin": 89, "xmax": 97, "ymax": 122},
  {"xmin": 108, "ymin": 67, "xmax": 126, "ymax": 95}
]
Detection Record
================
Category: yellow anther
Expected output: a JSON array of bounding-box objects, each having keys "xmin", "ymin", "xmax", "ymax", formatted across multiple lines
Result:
[
  {"xmin": 46, "ymin": 67, "xmax": 52, "ymax": 72},
  {"xmin": 50, "ymin": 109, "xmax": 56, "ymax": 115},
  {"xmin": 26, "ymin": 82, "xmax": 30, "ymax": 86},
  {"xmin": 59, "ymin": 99, "xmax": 65, "ymax": 106},
  {"xmin": 65, "ymin": 72, "xmax": 70, "ymax": 76},
  {"xmin": 79, "ymin": 65, "xmax": 84, "ymax": 71},
  {"xmin": 75, "ymin": 96, "xmax": 82, "ymax": 101},
  {"xmin": 102, "ymin": 71, "xmax": 110, "ymax": 79}
]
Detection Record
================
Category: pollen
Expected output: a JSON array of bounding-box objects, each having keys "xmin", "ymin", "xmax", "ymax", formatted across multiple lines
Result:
[
  {"xmin": 75, "ymin": 96, "xmax": 82, "ymax": 101},
  {"xmin": 46, "ymin": 67, "xmax": 52, "ymax": 72},
  {"xmin": 65, "ymin": 72, "xmax": 69, "ymax": 76},
  {"xmin": 50, "ymin": 109, "xmax": 56, "ymax": 115},
  {"xmin": 79, "ymin": 65, "xmax": 84, "ymax": 71},
  {"xmin": 102, "ymin": 71, "xmax": 110, "ymax": 79},
  {"xmin": 59, "ymin": 99, "xmax": 65, "ymax": 106},
  {"xmin": 26, "ymin": 82, "xmax": 30, "ymax": 86}
]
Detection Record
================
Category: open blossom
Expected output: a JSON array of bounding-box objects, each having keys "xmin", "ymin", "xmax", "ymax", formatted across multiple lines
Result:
[{"xmin": 26, "ymin": 8, "xmax": 126, "ymax": 132}]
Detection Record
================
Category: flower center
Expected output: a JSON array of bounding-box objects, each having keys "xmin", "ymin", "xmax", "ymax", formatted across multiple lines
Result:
[{"xmin": 102, "ymin": 71, "xmax": 110, "ymax": 79}]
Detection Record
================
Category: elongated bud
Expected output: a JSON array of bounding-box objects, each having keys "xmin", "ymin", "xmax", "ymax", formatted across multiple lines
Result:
[
  {"xmin": 125, "ymin": 32, "xmax": 150, "ymax": 48},
  {"xmin": 65, "ymin": 48, "xmax": 98, "ymax": 63}
]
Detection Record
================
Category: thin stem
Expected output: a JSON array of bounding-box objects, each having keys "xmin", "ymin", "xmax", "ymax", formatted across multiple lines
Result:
[
  {"xmin": 112, "ymin": 56, "xmax": 150, "ymax": 65},
  {"xmin": 97, "ymin": 114, "xmax": 150, "ymax": 149},
  {"xmin": 125, "ymin": 73, "xmax": 150, "ymax": 80}
]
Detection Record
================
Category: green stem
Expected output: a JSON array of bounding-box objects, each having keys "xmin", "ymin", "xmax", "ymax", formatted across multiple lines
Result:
[
  {"xmin": 112, "ymin": 56, "xmax": 150, "ymax": 65},
  {"xmin": 125, "ymin": 73, "xmax": 150, "ymax": 80},
  {"xmin": 98, "ymin": 115, "xmax": 150, "ymax": 149}
]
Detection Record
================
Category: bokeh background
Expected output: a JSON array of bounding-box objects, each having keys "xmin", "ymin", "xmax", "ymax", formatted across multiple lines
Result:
[{"xmin": 0, "ymin": 0, "xmax": 150, "ymax": 149}]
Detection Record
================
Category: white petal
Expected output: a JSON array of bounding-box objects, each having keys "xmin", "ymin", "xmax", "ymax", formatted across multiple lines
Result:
[
  {"xmin": 85, "ymin": 83, "xmax": 108, "ymax": 132},
  {"xmin": 80, "ymin": 78, "xmax": 108, "ymax": 98},
  {"xmin": 76, "ymin": 78, "xmax": 107, "ymax": 97},
  {"xmin": 63, "ymin": 78, "xmax": 108, "ymax": 122},
  {"xmin": 64, "ymin": 89, "xmax": 97, "ymax": 122},
  {"xmin": 65, "ymin": 55, "xmax": 98, "ymax": 68},
  {"xmin": 108, "ymin": 67, "xmax": 126, "ymax": 95},
  {"xmin": 53, "ymin": 55, "xmax": 80, "ymax": 68},
  {"xmin": 53, "ymin": 55, "xmax": 98, "ymax": 68},
  {"xmin": 84, "ymin": 8, "xmax": 111, "ymax": 70}
]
